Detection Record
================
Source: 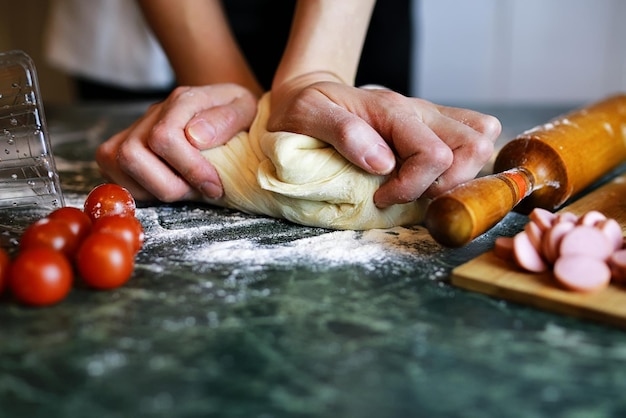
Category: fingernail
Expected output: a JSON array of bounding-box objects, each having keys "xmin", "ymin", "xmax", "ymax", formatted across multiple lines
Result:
[
  {"xmin": 187, "ymin": 119, "xmax": 216, "ymax": 148},
  {"xmin": 364, "ymin": 143, "xmax": 395, "ymax": 174},
  {"xmin": 200, "ymin": 181, "xmax": 223, "ymax": 199}
]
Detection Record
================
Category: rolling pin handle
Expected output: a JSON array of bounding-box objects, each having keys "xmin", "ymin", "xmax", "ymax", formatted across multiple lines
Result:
[{"xmin": 425, "ymin": 168, "xmax": 535, "ymax": 248}]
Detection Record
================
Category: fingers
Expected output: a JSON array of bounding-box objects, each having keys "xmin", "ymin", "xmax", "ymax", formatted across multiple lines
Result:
[
  {"xmin": 267, "ymin": 83, "xmax": 501, "ymax": 207},
  {"xmin": 96, "ymin": 103, "xmax": 201, "ymax": 202},
  {"xmin": 355, "ymin": 92, "xmax": 500, "ymax": 206},
  {"xmin": 185, "ymin": 88, "xmax": 258, "ymax": 148},
  {"xmin": 97, "ymin": 78, "xmax": 501, "ymax": 213},
  {"xmin": 299, "ymin": 108, "xmax": 397, "ymax": 176},
  {"xmin": 96, "ymin": 84, "xmax": 258, "ymax": 202},
  {"xmin": 419, "ymin": 107, "xmax": 500, "ymax": 197},
  {"xmin": 437, "ymin": 105, "xmax": 503, "ymax": 138},
  {"xmin": 146, "ymin": 112, "xmax": 224, "ymax": 199},
  {"xmin": 267, "ymin": 86, "xmax": 397, "ymax": 175},
  {"xmin": 372, "ymin": 115, "xmax": 454, "ymax": 207}
]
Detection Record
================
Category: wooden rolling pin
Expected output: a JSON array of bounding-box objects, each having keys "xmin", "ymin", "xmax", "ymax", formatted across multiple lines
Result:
[{"xmin": 425, "ymin": 94, "xmax": 626, "ymax": 248}]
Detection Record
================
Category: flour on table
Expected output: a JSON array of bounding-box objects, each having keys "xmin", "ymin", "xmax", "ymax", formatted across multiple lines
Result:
[
  {"xmin": 188, "ymin": 226, "xmax": 439, "ymax": 269},
  {"xmin": 134, "ymin": 204, "xmax": 442, "ymax": 271}
]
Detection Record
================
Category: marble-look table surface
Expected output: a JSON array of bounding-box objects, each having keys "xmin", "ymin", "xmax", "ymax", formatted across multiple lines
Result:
[{"xmin": 1, "ymin": 100, "xmax": 625, "ymax": 418}]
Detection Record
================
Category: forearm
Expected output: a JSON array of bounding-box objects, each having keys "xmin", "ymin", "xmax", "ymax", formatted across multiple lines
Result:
[
  {"xmin": 137, "ymin": 0, "xmax": 263, "ymax": 95},
  {"xmin": 272, "ymin": 0, "xmax": 376, "ymax": 89}
]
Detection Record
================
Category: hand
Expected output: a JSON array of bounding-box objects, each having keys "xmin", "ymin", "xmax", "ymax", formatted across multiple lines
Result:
[
  {"xmin": 96, "ymin": 84, "xmax": 258, "ymax": 201},
  {"xmin": 268, "ymin": 78, "xmax": 501, "ymax": 207}
]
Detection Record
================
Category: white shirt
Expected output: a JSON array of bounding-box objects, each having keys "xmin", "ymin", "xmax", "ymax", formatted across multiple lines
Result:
[{"xmin": 44, "ymin": 0, "xmax": 174, "ymax": 89}]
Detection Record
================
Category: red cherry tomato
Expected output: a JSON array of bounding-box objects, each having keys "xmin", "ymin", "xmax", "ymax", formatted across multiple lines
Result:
[
  {"xmin": 48, "ymin": 206, "xmax": 92, "ymax": 245},
  {"xmin": 0, "ymin": 248, "xmax": 10, "ymax": 295},
  {"xmin": 76, "ymin": 232, "xmax": 135, "ymax": 290},
  {"xmin": 9, "ymin": 247, "xmax": 73, "ymax": 306},
  {"xmin": 84, "ymin": 183, "xmax": 136, "ymax": 223},
  {"xmin": 91, "ymin": 215, "xmax": 145, "ymax": 254},
  {"xmin": 19, "ymin": 218, "xmax": 79, "ymax": 257}
]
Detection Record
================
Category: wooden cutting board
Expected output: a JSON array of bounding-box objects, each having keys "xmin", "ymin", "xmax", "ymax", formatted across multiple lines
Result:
[{"xmin": 452, "ymin": 172, "xmax": 626, "ymax": 329}]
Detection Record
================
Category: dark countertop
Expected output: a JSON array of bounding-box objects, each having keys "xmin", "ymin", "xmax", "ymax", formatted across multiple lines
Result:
[{"xmin": 1, "ymin": 101, "xmax": 625, "ymax": 418}]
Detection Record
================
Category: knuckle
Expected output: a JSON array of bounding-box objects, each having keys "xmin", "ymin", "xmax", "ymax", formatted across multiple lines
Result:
[
  {"xmin": 465, "ymin": 133, "xmax": 496, "ymax": 163},
  {"xmin": 333, "ymin": 118, "xmax": 364, "ymax": 146},
  {"xmin": 147, "ymin": 123, "xmax": 176, "ymax": 155},
  {"xmin": 429, "ymin": 142, "xmax": 454, "ymax": 170},
  {"xmin": 214, "ymin": 106, "xmax": 240, "ymax": 130},
  {"xmin": 292, "ymin": 87, "xmax": 327, "ymax": 114},
  {"xmin": 479, "ymin": 114, "xmax": 503, "ymax": 139},
  {"xmin": 116, "ymin": 141, "xmax": 138, "ymax": 168},
  {"xmin": 475, "ymin": 136, "xmax": 496, "ymax": 161},
  {"xmin": 95, "ymin": 141, "xmax": 113, "ymax": 167},
  {"xmin": 375, "ymin": 89, "xmax": 402, "ymax": 104}
]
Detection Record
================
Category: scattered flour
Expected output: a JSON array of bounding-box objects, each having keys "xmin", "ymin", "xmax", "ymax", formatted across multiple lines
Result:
[
  {"xmin": 184, "ymin": 227, "xmax": 440, "ymax": 268},
  {"xmin": 63, "ymin": 195, "xmax": 443, "ymax": 270},
  {"xmin": 132, "ymin": 204, "xmax": 442, "ymax": 269}
]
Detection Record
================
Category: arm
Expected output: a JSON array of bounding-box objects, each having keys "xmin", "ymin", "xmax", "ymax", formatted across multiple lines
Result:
[
  {"xmin": 269, "ymin": 0, "xmax": 400, "ymax": 179},
  {"xmin": 137, "ymin": 0, "xmax": 263, "ymax": 96},
  {"xmin": 272, "ymin": 0, "xmax": 375, "ymax": 90},
  {"xmin": 96, "ymin": 1, "xmax": 264, "ymax": 202},
  {"xmin": 268, "ymin": 0, "xmax": 501, "ymax": 207}
]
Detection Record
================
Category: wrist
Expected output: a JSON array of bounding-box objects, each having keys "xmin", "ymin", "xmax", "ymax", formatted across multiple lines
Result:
[{"xmin": 271, "ymin": 70, "xmax": 347, "ymax": 104}]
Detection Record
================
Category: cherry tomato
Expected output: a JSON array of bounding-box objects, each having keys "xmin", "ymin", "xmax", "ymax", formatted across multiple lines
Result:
[
  {"xmin": 19, "ymin": 218, "xmax": 79, "ymax": 257},
  {"xmin": 0, "ymin": 248, "xmax": 10, "ymax": 295},
  {"xmin": 48, "ymin": 206, "xmax": 92, "ymax": 245},
  {"xmin": 84, "ymin": 183, "xmax": 136, "ymax": 223},
  {"xmin": 9, "ymin": 247, "xmax": 73, "ymax": 306},
  {"xmin": 91, "ymin": 215, "xmax": 145, "ymax": 254},
  {"xmin": 76, "ymin": 232, "xmax": 135, "ymax": 290}
]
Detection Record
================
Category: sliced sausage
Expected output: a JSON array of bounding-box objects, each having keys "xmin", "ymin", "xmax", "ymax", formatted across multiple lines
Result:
[
  {"xmin": 513, "ymin": 231, "xmax": 548, "ymax": 273},
  {"xmin": 524, "ymin": 220, "xmax": 544, "ymax": 252},
  {"xmin": 541, "ymin": 221, "xmax": 575, "ymax": 265},
  {"xmin": 553, "ymin": 255, "xmax": 611, "ymax": 292},
  {"xmin": 596, "ymin": 218, "xmax": 624, "ymax": 251},
  {"xmin": 528, "ymin": 208, "xmax": 556, "ymax": 231},
  {"xmin": 608, "ymin": 249, "xmax": 626, "ymax": 283},
  {"xmin": 577, "ymin": 210, "xmax": 607, "ymax": 227},
  {"xmin": 558, "ymin": 225, "xmax": 613, "ymax": 261},
  {"xmin": 493, "ymin": 236, "xmax": 514, "ymax": 260},
  {"xmin": 495, "ymin": 208, "xmax": 624, "ymax": 293},
  {"xmin": 556, "ymin": 211, "xmax": 579, "ymax": 225}
]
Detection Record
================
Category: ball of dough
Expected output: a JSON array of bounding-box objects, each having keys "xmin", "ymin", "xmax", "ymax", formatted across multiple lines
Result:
[{"xmin": 201, "ymin": 94, "xmax": 427, "ymax": 230}]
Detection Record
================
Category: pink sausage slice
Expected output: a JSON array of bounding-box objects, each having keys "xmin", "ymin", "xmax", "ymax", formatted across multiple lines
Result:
[
  {"xmin": 577, "ymin": 210, "xmax": 607, "ymax": 227},
  {"xmin": 608, "ymin": 249, "xmax": 626, "ymax": 283},
  {"xmin": 493, "ymin": 236, "xmax": 514, "ymax": 260},
  {"xmin": 541, "ymin": 221, "xmax": 575, "ymax": 265},
  {"xmin": 553, "ymin": 255, "xmax": 611, "ymax": 292},
  {"xmin": 524, "ymin": 221, "xmax": 544, "ymax": 252},
  {"xmin": 513, "ymin": 231, "xmax": 548, "ymax": 273},
  {"xmin": 596, "ymin": 218, "xmax": 624, "ymax": 251},
  {"xmin": 558, "ymin": 225, "xmax": 613, "ymax": 261},
  {"xmin": 528, "ymin": 208, "xmax": 556, "ymax": 231},
  {"xmin": 556, "ymin": 212, "xmax": 579, "ymax": 225}
]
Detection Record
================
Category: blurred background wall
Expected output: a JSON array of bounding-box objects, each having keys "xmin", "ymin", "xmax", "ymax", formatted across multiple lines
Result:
[
  {"xmin": 415, "ymin": 0, "xmax": 626, "ymax": 105},
  {"xmin": 0, "ymin": 0, "xmax": 75, "ymax": 104},
  {"xmin": 0, "ymin": 0, "xmax": 623, "ymax": 105}
]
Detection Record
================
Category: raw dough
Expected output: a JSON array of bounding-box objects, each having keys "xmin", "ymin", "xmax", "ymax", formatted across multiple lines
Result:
[{"xmin": 201, "ymin": 94, "xmax": 427, "ymax": 230}]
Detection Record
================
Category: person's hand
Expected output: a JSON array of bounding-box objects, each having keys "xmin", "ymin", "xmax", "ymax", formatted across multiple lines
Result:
[
  {"xmin": 96, "ymin": 84, "xmax": 258, "ymax": 202},
  {"xmin": 268, "ymin": 76, "xmax": 501, "ymax": 207}
]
